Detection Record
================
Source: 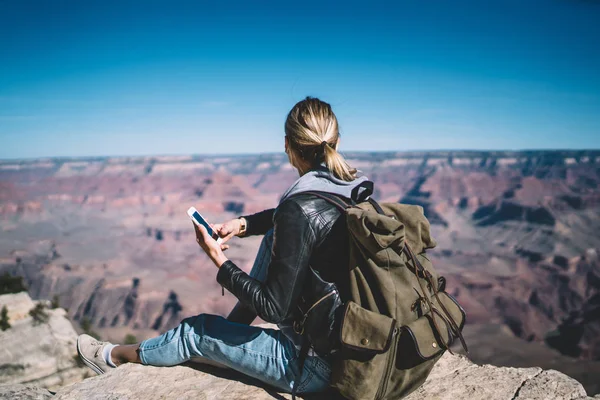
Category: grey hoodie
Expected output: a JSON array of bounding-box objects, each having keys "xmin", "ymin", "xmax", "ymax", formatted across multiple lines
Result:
[{"xmin": 279, "ymin": 165, "xmax": 371, "ymax": 204}]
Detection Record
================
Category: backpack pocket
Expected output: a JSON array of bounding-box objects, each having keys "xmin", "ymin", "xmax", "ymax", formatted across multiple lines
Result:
[
  {"xmin": 339, "ymin": 301, "xmax": 396, "ymax": 354},
  {"xmin": 331, "ymin": 301, "xmax": 397, "ymax": 400},
  {"xmin": 396, "ymin": 291, "xmax": 466, "ymax": 369}
]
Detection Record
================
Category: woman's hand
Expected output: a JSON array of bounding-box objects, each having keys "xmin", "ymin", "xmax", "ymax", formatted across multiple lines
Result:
[
  {"xmin": 193, "ymin": 222, "xmax": 229, "ymax": 268},
  {"xmin": 212, "ymin": 218, "xmax": 243, "ymax": 243}
]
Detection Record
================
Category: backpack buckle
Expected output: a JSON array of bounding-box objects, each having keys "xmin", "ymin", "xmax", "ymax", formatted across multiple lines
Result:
[{"xmin": 293, "ymin": 320, "xmax": 304, "ymax": 335}]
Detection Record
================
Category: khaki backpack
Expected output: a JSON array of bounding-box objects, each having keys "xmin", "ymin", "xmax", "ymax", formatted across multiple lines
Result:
[{"xmin": 305, "ymin": 192, "xmax": 468, "ymax": 400}]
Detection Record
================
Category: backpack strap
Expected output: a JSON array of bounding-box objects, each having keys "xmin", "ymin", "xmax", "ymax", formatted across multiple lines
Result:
[
  {"xmin": 291, "ymin": 334, "xmax": 311, "ymax": 400},
  {"xmin": 351, "ymin": 180, "xmax": 374, "ymax": 203},
  {"xmin": 287, "ymin": 179, "xmax": 374, "ymax": 210},
  {"xmin": 296, "ymin": 191, "xmax": 352, "ymax": 212},
  {"xmin": 368, "ymin": 197, "xmax": 385, "ymax": 215},
  {"xmin": 403, "ymin": 244, "xmax": 469, "ymax": 354}
]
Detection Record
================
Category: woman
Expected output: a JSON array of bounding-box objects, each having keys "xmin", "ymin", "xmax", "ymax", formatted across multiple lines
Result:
[{"xmin": 77, "ymin": 97, "xmax": 371, "ymax": 394}]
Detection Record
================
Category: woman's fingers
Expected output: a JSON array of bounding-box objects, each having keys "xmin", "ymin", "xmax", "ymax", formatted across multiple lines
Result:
[
  {"xmin": 220, "ymin": 230, "xmax": 235, "ymax": 243},
  {"xmin": 216, "ymin": 220, "xmax": 239, "ymax": 243},
  {"xmin": 192, "ymin": 222, "xmax": 229, "ymax": 269},
  {"xmin": 220, "ymin": 222, "xmax": 234, "ymax": 235},
  {"xmin": 193, "ymin": 221, "xmax": 202, "ymax": 239},
  {"xmin": 194, "ymin": 221, "xmax": 213, "ymax": 243}
]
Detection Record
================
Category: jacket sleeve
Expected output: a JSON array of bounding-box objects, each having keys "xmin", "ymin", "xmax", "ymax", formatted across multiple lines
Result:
[
  {"xmin": 241, "ymin": 208, "xmax": 275, "ymax": 236},
  {"xmin": 217, "ymin": 200, "xmax": 315, "ymax": 323},
  {"xmin": 226, "ymin": 301, "xmax": 257, "ymax": 325}
]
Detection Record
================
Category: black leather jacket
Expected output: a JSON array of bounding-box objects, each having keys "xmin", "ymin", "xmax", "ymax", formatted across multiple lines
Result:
[{"xmin": 216, "ymin": 193, "xmax": 349, "ymax": 324}]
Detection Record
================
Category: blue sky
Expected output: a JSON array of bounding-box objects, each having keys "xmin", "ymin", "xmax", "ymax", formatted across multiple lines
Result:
[{"xmin": 1, "ymin": 0, "xmax": 599, "ymax": 159}]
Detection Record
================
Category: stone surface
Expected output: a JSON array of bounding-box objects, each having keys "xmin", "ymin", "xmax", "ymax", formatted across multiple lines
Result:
[
  {"xmin": 0, "ymin": 293, "xmax": 88, "ymax": 391},
  {"xmin": 0, "ymin": 384, "xmax": 54, "ymax": 400},
  {"xmin": 0, "ymin": 292, "xmax": 37, "ymax": 322},
  {"xmin": 54, "ymin": 363, "xmax": 295, "ymax": 400},
  {"xmin": 516, "ymin": 370, "xmax": 588, "ymax": 400},
  {"xmin": 51, "ymin": 352, "xmax": 594, "ymax": 400},
  {"xmin": 405, "ymin": 353, "xmax": 541, "ymax": 400},
  {"xmin": 405, "ymin": 353, "xmax": 592, "ymax": 400}
]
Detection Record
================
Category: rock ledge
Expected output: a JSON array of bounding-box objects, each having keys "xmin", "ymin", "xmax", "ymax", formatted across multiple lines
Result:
[{"xmin": 2, "ymin": 351, "xmax": 589, "ymax": 400}]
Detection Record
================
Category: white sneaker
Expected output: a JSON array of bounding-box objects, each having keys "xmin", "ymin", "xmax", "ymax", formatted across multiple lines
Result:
[{"xmin": 77, "ymin": 334, "xmax": 113, "ymax": 375}]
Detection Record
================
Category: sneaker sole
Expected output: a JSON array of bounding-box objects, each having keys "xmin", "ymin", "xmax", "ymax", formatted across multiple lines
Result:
[{"xmin": 76, "ymin": 337, "xmax": 106, "ymax": 375}]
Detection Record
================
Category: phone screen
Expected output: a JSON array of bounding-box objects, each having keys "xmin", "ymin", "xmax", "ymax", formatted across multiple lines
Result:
[{"xmin": 191, "ymin": 211, "xmax": 218, "ymax": 239}]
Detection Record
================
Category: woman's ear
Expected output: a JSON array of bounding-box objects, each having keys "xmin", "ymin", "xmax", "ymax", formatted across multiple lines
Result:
[{"xmin": 284, "ymin": 136, "xmax": 289, "ymax": 154}]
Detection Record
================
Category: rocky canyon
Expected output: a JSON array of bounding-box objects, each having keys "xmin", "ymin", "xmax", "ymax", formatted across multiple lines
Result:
[{"xmin": 1, "ymin": 150, "xmax": 599, "ymax": 394}]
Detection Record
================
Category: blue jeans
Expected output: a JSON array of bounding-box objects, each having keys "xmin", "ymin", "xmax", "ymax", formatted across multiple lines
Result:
[{"xmin": 138, "ymin": 230, "xmax": 332, "ymax": 393}]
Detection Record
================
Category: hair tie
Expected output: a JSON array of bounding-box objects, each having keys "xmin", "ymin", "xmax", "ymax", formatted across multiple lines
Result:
[{"xmin": 320, "ymin": 141, "xmax": 328, "ymax": 151}]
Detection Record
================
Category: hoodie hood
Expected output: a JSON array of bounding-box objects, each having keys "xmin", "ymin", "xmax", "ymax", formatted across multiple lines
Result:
[{"xmin": 279, "ymin": 165, "xmax": 371, "ymax": 204}]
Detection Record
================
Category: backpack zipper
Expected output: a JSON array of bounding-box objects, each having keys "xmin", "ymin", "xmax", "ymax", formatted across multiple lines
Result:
[
  {"xmin": 304, "ymin": 290, "xmax": 337, "ymax": 316},
  {"xmin": 375, "ymin": 327, "xmax": 399, "ymax": 400},
  {"xmin": 295, "ymin": 290, "xmax": 338, "ymax": 333}
]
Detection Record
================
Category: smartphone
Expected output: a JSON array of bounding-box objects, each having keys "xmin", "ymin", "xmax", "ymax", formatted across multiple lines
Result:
[{"xmin": 187, "ymin": 207, "xmax": 223, "ymax": 243}]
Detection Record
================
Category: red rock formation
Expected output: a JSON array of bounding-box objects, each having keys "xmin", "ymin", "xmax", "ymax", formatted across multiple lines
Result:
[{"xmin": 1, "ymin": 150, "xmax": 600, "ymax": 392}]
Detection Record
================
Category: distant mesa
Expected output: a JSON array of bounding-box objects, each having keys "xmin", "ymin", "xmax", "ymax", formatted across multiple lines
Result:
[
  {"xmin": 223, "ymin": 201, "xmax": 244, "ymax": 214},
  {"xmin": 515, "ymin": 248, "xmax": 544, "ymax": 263},
  {"xmin": 472, "ymin": 201, "xmax": 555, "ymax": 227},
  {"xmin": 560, "ymin": 194, "xmax": 584, "ymax": 210},
  {"xmin": 152, "ymin": 290, "xmax": 183, "ymax": 331},
  {"xmin": 553, "ymin": 254, "xmax": 569, "ymax": 269},
  {"xmin": 400, "ymin": 173, "xmax": 448, "ymax": 227}
]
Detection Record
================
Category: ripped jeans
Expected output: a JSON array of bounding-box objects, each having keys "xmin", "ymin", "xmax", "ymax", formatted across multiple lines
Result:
[{"xmin": 138, "ymin": 229, "xmax": 332, "ymax": 393}]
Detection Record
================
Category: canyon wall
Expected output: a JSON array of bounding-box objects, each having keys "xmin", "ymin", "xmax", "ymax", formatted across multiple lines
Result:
[{"xmin": 1, "ymin": 150, "xmax": 599, "ymax": 393}]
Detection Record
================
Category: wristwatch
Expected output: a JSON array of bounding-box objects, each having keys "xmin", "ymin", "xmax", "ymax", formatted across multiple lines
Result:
[{"xmin": 237, "ymin": 217, "xmax": 247, "ymax": 237}]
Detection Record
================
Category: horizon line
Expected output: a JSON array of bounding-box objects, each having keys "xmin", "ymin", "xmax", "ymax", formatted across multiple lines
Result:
[{"xmin": 2, "ymin": 148, "xmax": 600, "ymax": 163}]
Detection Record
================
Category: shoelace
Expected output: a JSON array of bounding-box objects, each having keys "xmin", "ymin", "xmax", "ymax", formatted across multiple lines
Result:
[{"xmin": 90, "ymin": 340, "xmax": 105, "ymax": 358}]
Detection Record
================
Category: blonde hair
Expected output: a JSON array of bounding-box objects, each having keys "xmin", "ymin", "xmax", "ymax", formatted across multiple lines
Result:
[{"xmin": 285, "ymin": 97, "xmax": 357, "ymax": 181}]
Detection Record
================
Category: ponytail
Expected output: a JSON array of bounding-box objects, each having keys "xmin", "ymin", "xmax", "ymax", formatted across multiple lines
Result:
[
  {"xmin": 322, "ymin": 143, "xmax": 357, "ymax": 181},
  {"xmin": 285, "ymin": 97, "xmax": 357, "ymax": 181}
]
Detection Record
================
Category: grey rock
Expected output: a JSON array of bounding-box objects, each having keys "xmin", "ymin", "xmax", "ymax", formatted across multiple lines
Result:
[
  {"xmin": 405, "ymin": 352, "xmax": 542, "ymax": 400},
  {"xmin": 0, "ymin": 292, "xmax": 36, "ymax": 322},
  {"xmin": 52, "ymin": 351, "xmax": 596, "ymax": 400},
  {"xmin": 0, "ymin": 293, "xmax": 88, "ymax": 391},
  {"xmin": 515, "ymin": 370, "xmax": 587, "ymax": 399},
  {"xmin": 0, "ymin": 384, "xmax": 54, "ymax": 400},
  {"xmin": 3, "ymin": 313, "xmax": 594, "ymax": 400},
  {"xmin": 54, "ymin": 362, "xmax": 295, "ymax": 400}
]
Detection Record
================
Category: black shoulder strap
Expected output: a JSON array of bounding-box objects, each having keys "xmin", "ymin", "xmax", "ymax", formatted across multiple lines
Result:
[
  {"xmin": 298, "ymin": 191, "xmax": 351, "ymax": 212},
  {"xmin": 351, "ymin": 180, "xmax": 374, "ymax": 203},
  {"xmin": 286, "ymin": 180, "xmax": 374, "ymax": 211},
  {"xmin": 368, "ymin": 197, "xmax": 385, "ymax": 215},
  {"xmin": 291, "ymin": 335, "xmax": 311, "ymax": 400},
  {"xmin": 294, "ymin": 189, "xmax": 387, "ymax": 219}
]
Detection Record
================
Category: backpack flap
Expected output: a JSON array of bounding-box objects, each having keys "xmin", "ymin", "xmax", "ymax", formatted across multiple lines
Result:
[
  {"xmin": 346, "ymin": 208, "xmax": 405, "ymax": 255},
  {"xmin": 402, "ymin": 314, "xmax": 447, "ymax": 360},
  {"xmin": 340, "ymin": 301, "xmax": 396, "ymax": 355},
  {"xmin": 436, "ymin": 291, "xmax": 466, "ymax": 333},
  {"xmin": 396, "ymin": 291, "xmax": 466, "ymax": 369}
]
